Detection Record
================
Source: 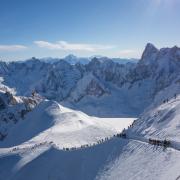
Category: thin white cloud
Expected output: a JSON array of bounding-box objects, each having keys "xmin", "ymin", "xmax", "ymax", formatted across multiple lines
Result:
[
  {"xmin": 117, "ymin": 49, "xmax": 142, "ymax": 58},
  {"xmin": 34, "ymin": 40, "xmax": 115, "ymax": 52},
  {"xmin": 118, "ymin": 49, "xmax": 136, "ymax": 54},
  {"xmin": 0, "ymin": 45, "xmax": 27, "ymax": 51}
]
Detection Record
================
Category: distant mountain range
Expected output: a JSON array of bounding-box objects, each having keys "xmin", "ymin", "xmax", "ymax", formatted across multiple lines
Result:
[
  {"xmin": 39, "ymin": 54, "xmax": 139, "ymax": 65},
  {"xmin": 0, "ymin": 43, "xmax": 180, "ymax": 180}
]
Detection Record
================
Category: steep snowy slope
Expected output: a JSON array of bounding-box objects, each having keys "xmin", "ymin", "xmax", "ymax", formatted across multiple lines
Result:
[
  {"xmin": 65, "ymin": 80, "xmax": 152, "ymax": 117},
  {"xmin": 65, "ymin": 44, "xmax": 180, "ymax": 116},
  {"xmin": 97, "ymin": 139, "xmax": 180, "ymax": 180},
  {"xmin": 0, "ymin": 43, "xmax": 180, "ymax": 180},
  {"xmin": 0, "ymin": 99, "xmax": 134, "ymax": 180},
  {"xmin": 35, "ymin": 60, "xmax": 81, "ymax": 101},
  {"xmin": 0, "ymin": 95, "xmax": 180, "ymax": 180},
  {"xmin": 132, "ymin": 94, "xmax": 180, "ymax": 142},
  {"xmin": 0, "ymin": 44, "xmax": 179, "ymax": 117},
  {"xmin": 0, "ymin": 59, "xmax": 51, "ymax": 95},
  {"xmin": 0, "ymin": 59, "xmax": 82, "ymax": 100},
  {"xmin": 96, "ymin": 95, "xmax": 180, "ymax": 180},
  {"xmin": 0, "ymin": 139, "xmax": 129, "ymax": 180},
  {"xmin": 0, "ymin": 100, "xmax": 134, "ymax": 148},
  {"xmin": 68, "ymin": 73, "xmax": 109, "ymax": 102},
  {"xmin": 0, "ymin": 89, "xmax": 41, "ymax": 141}
]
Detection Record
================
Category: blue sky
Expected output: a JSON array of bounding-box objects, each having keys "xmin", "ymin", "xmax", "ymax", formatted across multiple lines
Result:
[{"xmin": 0, "ymin": 0, "xmax": 180, "ymax": 60}]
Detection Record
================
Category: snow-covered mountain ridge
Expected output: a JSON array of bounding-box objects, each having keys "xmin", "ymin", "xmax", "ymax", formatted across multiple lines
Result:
[
  {"xmin": 40, "ymin": 54, "xmax": 138, "ymax": 65},
  {"xmin": 0, "ymin": 43, "xmax": 180, "ymax": 180},
  {"xmin": 0, "ymin": 95, "xmax": 180, "ymax": 180},
  {"xmin": 0, "ymin": 43, "xmax": 179, "ymax": 117}
]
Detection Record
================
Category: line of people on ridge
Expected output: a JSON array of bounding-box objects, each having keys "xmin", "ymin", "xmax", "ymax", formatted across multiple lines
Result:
[
  {"xmin": 62, "ymin": 132, "xmax": 128, "ymax": 151},
  {"xmin": 149, "ymin": 138, "xmax": 170, "ymax": 147},
  {"xmin": 11, "ymin": 141, "xmax": 53, "ymax": 152},
  {"xmin": 62, "ymin": 137, "xmax": 115, "ymax": 151},
  {"xmin": 61, "ymin": 123, "xmax": 134, "ymax": 151},
  {"xmin": 116, "ymin": 132, "xmax": 127, "ymax": 138},
  {"xmin": 163, "ymin": 93, "xmax": 177, "ymax": 104}
]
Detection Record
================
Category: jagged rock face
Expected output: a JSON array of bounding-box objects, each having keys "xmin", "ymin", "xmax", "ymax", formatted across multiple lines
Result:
[
  {"xmin": 35, "ymin": 60, "xmax": 82, "ymax": 101},
  {"xmin": 141, "ymin": 43, "xmax": 159, "ymax": 64},
  {"xmin": 86, "ymin": 58, "xmax": 135, "ymax": 87},
  {"xmin": 69, "ymin": 73, "xmax": 109, "ymax": 102},
  {"xmin": 86, "ymin": 79, "xmax": 106, "ymax": 97},
  {"xmin": 0, "ymin": 90, "xmax": 41, "ymax": 140},
  {"xmin": 0, "ymin": 62, "xmax": 9, "ymax": 75},
  {"xmin": 125, "ymin": 44, "xmax": 180, "ymax": 95},
  {"xmin": 0, "ymin": 59, "xmax": 51, "ymax": 95},
  {"xmin": 0, "ymin": 96, "xmax": 6, "ymax": 110},
  {"xmin": 0, "ymin": 43, "xmax": 179, "ymax": 114},
  {"xmin": 139, "ymin": 44, "xmax": 180, "ymax": 77}
]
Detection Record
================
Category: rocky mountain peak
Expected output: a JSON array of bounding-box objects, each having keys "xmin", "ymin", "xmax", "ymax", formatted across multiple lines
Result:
[{"xmin": 141, "ymin": 43, "xmax": 159, "ymax": 64}]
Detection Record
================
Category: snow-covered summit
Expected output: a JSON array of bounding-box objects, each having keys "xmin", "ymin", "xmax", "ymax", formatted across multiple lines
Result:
[
  {"xmin": 0, "ymin": 44, "xmax": 179, "ymax": 117},
  {"xmin": 63, "ymin": 54, "xmax": 90, "ymax": 65},
  {"xmin": 0, "ymin": 99, "xmax": 134, "ymax": 148},
  {"xmin": 0, "ymin": 43, "xmax": 180, "ymax": 180}
]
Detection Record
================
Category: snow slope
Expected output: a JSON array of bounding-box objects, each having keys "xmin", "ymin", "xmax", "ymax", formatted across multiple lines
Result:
[
  {"xmin": 96, "ymin": 95, "xmax": 180, "ymax": 180},
  {"xmin": 0, "ymin": 44, "xmax": 179, "ymax": 118},
  {"xmin": 0, "ymin": 139, "xmax": 129, "ymax": 180},
  {"xmin": 0, "ymin": 99, "xmax": 135, "ymax": 180},
  {"xmin": 0, "ymin": 100, "xmax": 134, "ymax": 148},
  {"xmin": 0, "ymin": 89, "xmax": 41, "ymax": 140},
  {"xmin": 0, "ymin": 43, "xmax": 180, "ymax": 180},
  {"xmin": 65, "ymin": 79, "xmax": 153, "ymax": 117},
  {"xmin": 97, "ymin": 140, "xmax": 180, "ymax": 180},
  {"xmin": 1, "ymin": 96, "xmax": 180, "ymax": 180},
  {"xmin": 131, "ymin": 95, "xmax": 180, "ymax": 143}
]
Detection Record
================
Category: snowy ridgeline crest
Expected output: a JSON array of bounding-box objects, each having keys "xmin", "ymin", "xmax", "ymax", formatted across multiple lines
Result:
[
  {"xmin": 0, "ymin": 44, "xmax": 179, "ymax": 116},
  {"xmin": 0, "ymin": 43, "xmax": 180, "ymax": 135},
  {"xmin": 0, "ymin": 44, "xmax": 180, "ymax": 180},
  {"xmin": 0, "ymin": 95, "xmax": 180, "ymax": 180}
]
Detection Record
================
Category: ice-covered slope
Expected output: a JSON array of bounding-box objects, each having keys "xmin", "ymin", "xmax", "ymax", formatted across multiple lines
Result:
[
  {"xmin": 0, "ymin": 99, "xmax": 134, "ymax": 180},
  {"xmin": 97, "ymin": 139, "xmax": 180, "ymax": 180},
  {"xmin": 0, "ymin": 100, "xmax": 134, "ymax": 148},
  {"xmin": 132, "ymin": 95, "xmax": 180, "ymax": 142},
  {"xmin": 96, "ymin": 95, "xmax": 180, "ymax": 180},
  {"xmin": 0, "ymin": 95, "xmax": 180, "ymax": 180}
]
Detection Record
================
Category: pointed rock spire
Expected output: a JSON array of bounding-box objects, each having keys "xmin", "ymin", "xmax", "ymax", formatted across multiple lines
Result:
[{"xmin": 142, "ymin": 43, "xmax": 158, "ymax": 59}]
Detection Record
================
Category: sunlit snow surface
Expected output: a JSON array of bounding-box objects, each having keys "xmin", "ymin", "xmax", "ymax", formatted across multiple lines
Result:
[
  {"xmin": 1, "ymin": 97, "xmax": 180, "ymax": 180},
  {"xmin": 0, "ymin": 100, "xmax": 135, "ymax": 179}
]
